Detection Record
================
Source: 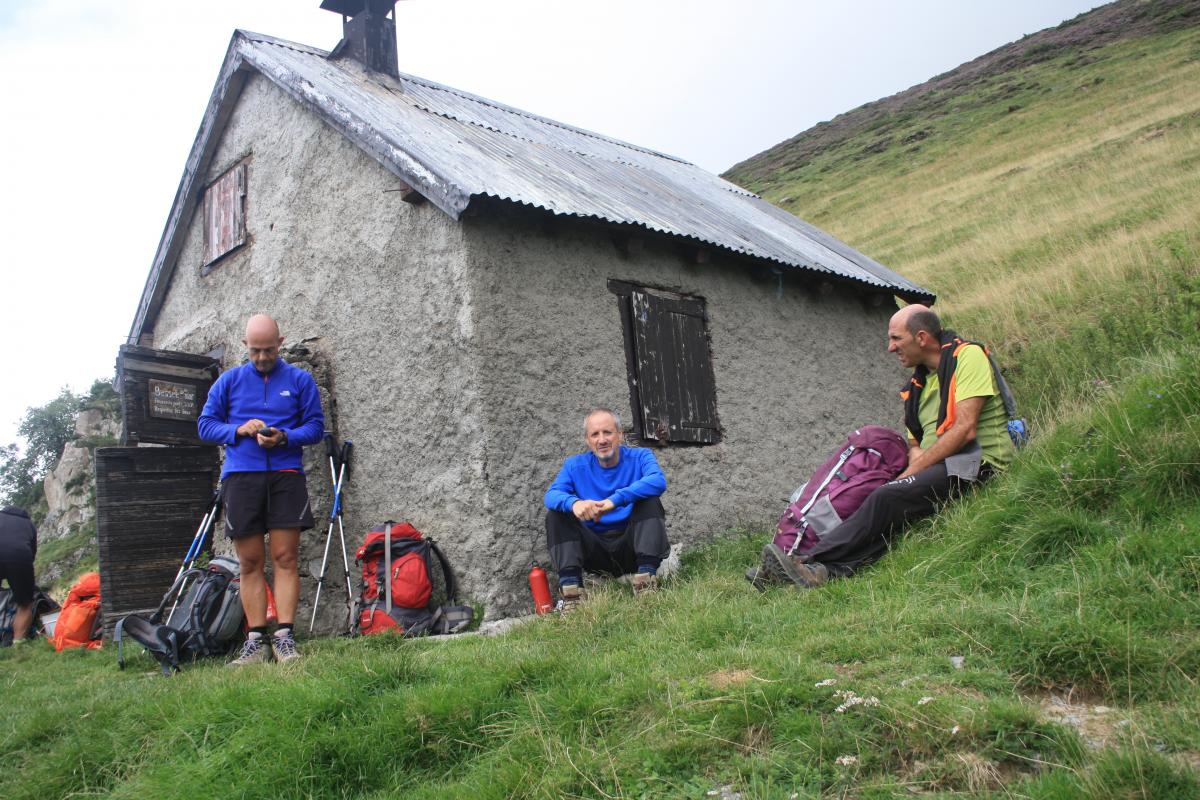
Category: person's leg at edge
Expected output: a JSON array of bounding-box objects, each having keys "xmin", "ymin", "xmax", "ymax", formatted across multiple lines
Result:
[{"xmin": 13, "ymin": 603, "xmax": 32, "ymax": 641}]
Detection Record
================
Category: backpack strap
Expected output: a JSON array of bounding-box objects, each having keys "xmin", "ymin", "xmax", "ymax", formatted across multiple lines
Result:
[{"xmin": 427, "ymin": 540, "xmax": 457, "ymax": 603}]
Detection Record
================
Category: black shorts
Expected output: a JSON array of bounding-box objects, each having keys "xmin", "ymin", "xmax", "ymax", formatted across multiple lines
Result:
[
  {"xmin": 222, "ymin": 471, "xmax": 315, "ymax": 539},
  {"xmin": 0, "ymin": 559, "xmax": 35, "ymax": 605}
]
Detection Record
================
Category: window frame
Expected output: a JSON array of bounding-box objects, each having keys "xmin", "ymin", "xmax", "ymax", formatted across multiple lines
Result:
[
  {"xmin": 201, "ymin": 161, "xmax": 248, "ymax": 271},
  {"xmin": 609, "ymin": 279, "xmax": 722, "ymax": 445}
]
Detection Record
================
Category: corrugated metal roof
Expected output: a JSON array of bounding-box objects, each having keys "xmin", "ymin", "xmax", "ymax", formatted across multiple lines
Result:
[
  {"xmin": 240, "ymin": 32, "xmax": 931, "ymax": 300},
  {"xmin": 132, "ymin": 31, "xmax": 931, "ymax": 339}
]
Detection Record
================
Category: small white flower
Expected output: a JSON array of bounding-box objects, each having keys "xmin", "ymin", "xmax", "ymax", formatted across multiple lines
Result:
[
  {"xmin": 835, "ymin": 755, "xmax": 858, "ymax": 766},
  {"xmin": 917, "ymin": 696, "xmax": 935, "ymax": 706},
  {"xmin": 950, "ymin": 725, "xmax": 961, "ymax": 735},
  {"xmin": 814, "ymin": 678, "xmax": 837, "ymax": 687}
]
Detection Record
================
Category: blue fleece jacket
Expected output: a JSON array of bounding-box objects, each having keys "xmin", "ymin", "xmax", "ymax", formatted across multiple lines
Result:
[
  {"xmin": 197, "ymin": 360, "xmax": 325, "ymax": 478},
  {"xmin": 543, "ymin": 446, "xmax": 667, "ymax": 533}
]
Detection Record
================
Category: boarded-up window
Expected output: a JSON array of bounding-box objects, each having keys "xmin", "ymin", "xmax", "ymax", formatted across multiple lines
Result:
[
  {"xmin": 610, "ymin": 280, "xmax": 721, "ymax": 444},
  {"xmin": 202, "ymin": 162, "xmax": 247, "ymax": 266}
]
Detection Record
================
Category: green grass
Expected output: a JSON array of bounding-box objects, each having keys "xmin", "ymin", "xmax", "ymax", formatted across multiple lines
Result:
[
  {"xmin": 6, "ymin": 8, "xmax": 1200, "ymax": 799},
  {"xmin": 3, "ymin": 356, "xmax": 1199, "ymax": 797}
]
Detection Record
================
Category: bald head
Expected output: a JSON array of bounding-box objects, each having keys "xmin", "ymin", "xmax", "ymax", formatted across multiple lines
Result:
[
  {"xmin": 887, "ymin": 304, "xmax": 942, "ymax": 370},
  {"xmin": 245, "ymin": 314, "xmax": 281, "ymax": 341},
  {"xmin": 890, "ymin": 304, "xmax": 941, "ymax": 338},
  {"xmin": 243, "ymin": 314, "xmax": 284, "ymax": 374}
]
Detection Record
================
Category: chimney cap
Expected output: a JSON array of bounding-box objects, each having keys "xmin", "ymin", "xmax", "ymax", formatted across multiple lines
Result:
[{"xmin": 320, "ymin": 0, "xmax": 397, "ymax": 17}]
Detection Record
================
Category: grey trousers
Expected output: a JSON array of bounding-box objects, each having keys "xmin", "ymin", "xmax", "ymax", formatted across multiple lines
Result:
[{"xmin": 546, "ymin": 497, "xmax": 669, "ymax": 579}]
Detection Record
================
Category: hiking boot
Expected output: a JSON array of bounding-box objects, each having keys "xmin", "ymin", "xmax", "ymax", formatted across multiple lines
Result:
[
  {"xmin": 228, "ymin": 636, "xmax": 269, "ymax": 667},
  {"xmin": 271, "ymin": 631, "xmax": 301, "ymax": 663},
  {"xmin": 762, "ymin": 543, "xmax": 829, "ymax": 589},
  {"xmin": 559, "ymin": 583, "xmax": 586, "ymax": 615},
  {"xmin": 631, "ymin": 572, "xmax": 657, "ymax": 597}
]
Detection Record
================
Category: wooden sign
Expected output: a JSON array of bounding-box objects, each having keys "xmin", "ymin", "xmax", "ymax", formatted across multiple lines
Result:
[{"xmin": 148, "ymin": 379, "xmax": 198, "ymax": 421}]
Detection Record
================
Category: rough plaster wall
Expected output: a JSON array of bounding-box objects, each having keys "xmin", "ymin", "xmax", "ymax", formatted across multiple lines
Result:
[
  {"xmin": 464, "ymin": 207, "xmax": 905, "ymax": 615},
  {"xmin": 149, "ymin": 73, "xmax": 486, "ymax": 632}
]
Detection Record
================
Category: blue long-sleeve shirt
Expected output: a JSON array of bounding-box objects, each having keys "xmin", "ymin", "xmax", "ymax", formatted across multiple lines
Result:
[
  {"xmin": 197, "ymin": 360, "xmax": 325, "ymax": 478},
  {"xmin": 544, "ymin": 446, "xmax": 667, "ymax": 533}
]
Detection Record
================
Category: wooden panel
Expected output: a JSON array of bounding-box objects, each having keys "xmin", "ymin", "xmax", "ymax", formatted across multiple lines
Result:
[
  {"xmin": 117, "ymin": 344, "xmax": 220, "ymax": 446},
  {"xmin": 629, "ymin": 290, "xmax": 721, "ymax": 444},
  {"xmin": 202, "ymin": 162, "xmax": 246, "ymax": 266},
  {"xmin": 95, "ymin": 446, "xmax": 220, "ymax": 635}
]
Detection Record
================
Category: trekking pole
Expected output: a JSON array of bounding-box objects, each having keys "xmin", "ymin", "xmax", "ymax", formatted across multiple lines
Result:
[
  {"xmin": 163, "ymin": 487, "xmax": 222, "ymax": 621},
  {"xmin": 310, "ymin": 434, "xmax": 347, "ymax": 632},
  {"xmin": 336, "ymin": 440, "xmax": 355, "ymax": 630}
]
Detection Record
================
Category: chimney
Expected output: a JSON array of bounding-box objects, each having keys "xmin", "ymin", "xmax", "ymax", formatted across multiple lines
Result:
[{"xmin": 321, "ymin": 0, "xmax": 400, "ymax": 80}]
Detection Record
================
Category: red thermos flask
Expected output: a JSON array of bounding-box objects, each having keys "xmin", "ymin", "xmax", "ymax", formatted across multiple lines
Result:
[{"xmin": 529, "ymin": 561, "xmax": 553, "ymax": 614}]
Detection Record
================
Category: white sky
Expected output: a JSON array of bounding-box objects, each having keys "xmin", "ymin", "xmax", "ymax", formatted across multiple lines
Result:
[{"xmin": 0, "ymin": 0, "xmax": 1101, "ymax": 446}]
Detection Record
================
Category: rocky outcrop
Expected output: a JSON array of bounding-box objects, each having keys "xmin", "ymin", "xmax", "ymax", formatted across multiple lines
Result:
[{"xmin": 41, "ymin": 407, "xmax": 120, "ymax": 543}]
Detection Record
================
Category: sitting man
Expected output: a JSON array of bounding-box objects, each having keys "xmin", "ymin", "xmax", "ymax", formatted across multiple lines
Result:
[
  {"xmin": 544, "ymin": 407, "xmax": 670, "ymax": 611},
  {"xmin": 763, "ymin": 304, "xmax": 1015, "ymax": 587}
]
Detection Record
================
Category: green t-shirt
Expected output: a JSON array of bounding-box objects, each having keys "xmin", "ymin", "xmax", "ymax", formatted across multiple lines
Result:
[{"xmin": 915, "ymin": 344, "xmax": 1014, "ymax": 470}]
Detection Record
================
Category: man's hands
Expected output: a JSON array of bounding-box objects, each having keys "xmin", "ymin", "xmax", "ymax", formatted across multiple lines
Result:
[
  {"xmin": 572, "ymin": 498, "xmax": 616, "ymax": 522},
  {"xmin": 236, "ymin": 419, "xmax": 286, "ymax": 449}
]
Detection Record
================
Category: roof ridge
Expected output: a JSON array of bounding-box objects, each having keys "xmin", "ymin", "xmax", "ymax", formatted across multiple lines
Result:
[
  {"xmin": 241, "ymin": 30, "xmax": 692, "ymax": 167},
  {"xmin": 397, "ymin": 72, "xmax": 693, "ymax": 166}
]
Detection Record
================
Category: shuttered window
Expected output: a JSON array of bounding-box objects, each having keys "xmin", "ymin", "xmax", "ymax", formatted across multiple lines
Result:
[
  {"xmin": 202, "ymin": 162, "xmax": 247, "ymax": 267},
  {"xmin": 610, "ymin": 281, "xmax": 721, "ymax": 444}
]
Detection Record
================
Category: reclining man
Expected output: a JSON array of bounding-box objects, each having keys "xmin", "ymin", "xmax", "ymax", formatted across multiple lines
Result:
[
  {"xmin": 199, "ymin": 314, "xmax": 324, "ymax": 664},
  {"xmin": 763, "ymin": 304, "xmax": 1014, "ymax": 588},
  {"xmin": 544, "ymin": 408, "xmax": 670, "ymax": 612}
]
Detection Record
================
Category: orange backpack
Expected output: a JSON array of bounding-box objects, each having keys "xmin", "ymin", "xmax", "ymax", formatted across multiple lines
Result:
[{"xmin": 52, "ymin": 572, "xmax": 103, "ymax": 651}]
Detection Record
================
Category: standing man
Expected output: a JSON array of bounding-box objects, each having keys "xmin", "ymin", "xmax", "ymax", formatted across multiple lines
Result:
[
  {"xmin": 198, "ymin": 314, "xmax": 324, "ymax": 664},
  {"xmin": 763, "ymin": 304, "xmax": 1015, "ymax": 587},
  {"xmin": 544, "ymin": 408, "xmax": 670, "ymax": 612},
  {"xmin": 0, "ymin": 505, "xmax": 38, "ymax": 644}
]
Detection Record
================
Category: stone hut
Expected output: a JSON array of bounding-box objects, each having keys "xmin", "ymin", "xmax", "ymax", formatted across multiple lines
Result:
[{"xmin": 127, "ymin": 2, "xmax": 933, "ymax": 620}]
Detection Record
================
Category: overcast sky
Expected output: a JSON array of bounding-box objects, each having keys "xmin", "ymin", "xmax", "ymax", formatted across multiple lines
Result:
[{"xmin": 0, "ymin": 0, "xmax": 1102, "ymax": 446}]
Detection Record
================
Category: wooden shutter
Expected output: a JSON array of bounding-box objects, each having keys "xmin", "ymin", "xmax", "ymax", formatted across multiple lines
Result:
[
  {"xmin": 629, "ymin": 290, "xmax": 720, "ymax": 444},
  {"xmin": 202, "ymin": 162, "xmax": 247, "ymax": 266}
]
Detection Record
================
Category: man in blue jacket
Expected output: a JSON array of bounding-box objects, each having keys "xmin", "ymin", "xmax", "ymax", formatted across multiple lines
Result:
[
  {"xmin": 544, "ymin": 408, "xmax": 669, "ymax": 612},
  {"xmin": 198, "ymin": 314, "xmax": 324, "ymax": 665}
]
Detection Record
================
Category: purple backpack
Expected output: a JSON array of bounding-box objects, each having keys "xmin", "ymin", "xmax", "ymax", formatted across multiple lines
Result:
[{"xmin": 774, "ymin": 426, "xmax": 909, "ymax": 555}]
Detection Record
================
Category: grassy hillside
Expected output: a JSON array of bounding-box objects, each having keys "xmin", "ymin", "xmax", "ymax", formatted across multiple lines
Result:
[
  {"xmin": 4, "ymin": 2, "xmax": 1200, "ymax": 797},
  {"xmin": 726, "ymin": 0, "xmax": 1200, "ymax": 424}
]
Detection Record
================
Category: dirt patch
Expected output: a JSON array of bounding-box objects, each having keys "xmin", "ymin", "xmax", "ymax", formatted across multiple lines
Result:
[
  {"xmin": 1033, "ymin": 690, "xmax": 1129, "ymax": 749},
  {"xmin": 707, "ymin": 668, "xmax": 756, "ymax": 690}
]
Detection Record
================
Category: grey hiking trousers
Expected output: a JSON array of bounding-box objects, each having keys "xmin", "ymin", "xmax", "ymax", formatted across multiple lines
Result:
[{"xmin": 546, "ymin": 497, "xmax": 670, "ymax": 579}]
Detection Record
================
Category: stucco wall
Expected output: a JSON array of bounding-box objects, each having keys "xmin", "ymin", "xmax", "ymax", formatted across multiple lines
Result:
[
  {"xmin": 145, "ymin": 71, "xmax": 911, "ymax": 624},
  {"xmin": 462, "ymin": 206, "xmax": 906, "ymax": 613},
  {"xmin": 149, "ymin": 74, "xmax": 486, "ymax": 632}
]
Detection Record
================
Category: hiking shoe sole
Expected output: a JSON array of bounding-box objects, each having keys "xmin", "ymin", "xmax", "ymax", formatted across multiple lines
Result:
[{"xmin": 762, "ymin": 543, "xmax": 828, "ymax": 589}]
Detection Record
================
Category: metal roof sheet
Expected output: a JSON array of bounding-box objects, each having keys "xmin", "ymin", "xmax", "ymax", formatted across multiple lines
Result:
[{"xmin": 131, "ymin": 31, "xmax": 931, "ymax": 339}]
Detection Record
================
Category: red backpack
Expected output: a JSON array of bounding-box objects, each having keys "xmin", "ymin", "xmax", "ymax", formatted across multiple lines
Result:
[
  {"xmin": 354, "ymin": 522, "xmax": 472, "ymax": 637},
  {"xmin": 52, "ymin": 572, "xmax": 104, "ymax": 652}
]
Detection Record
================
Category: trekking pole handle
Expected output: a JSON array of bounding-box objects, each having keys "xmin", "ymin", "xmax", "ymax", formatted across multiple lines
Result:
[
  {"xmin": 324, "ymin": 432, "xmax": 340, "ymax": 467},
  {"xmin": 340, "ymin": 440, "xmax": 353, "ymax": 472}
]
